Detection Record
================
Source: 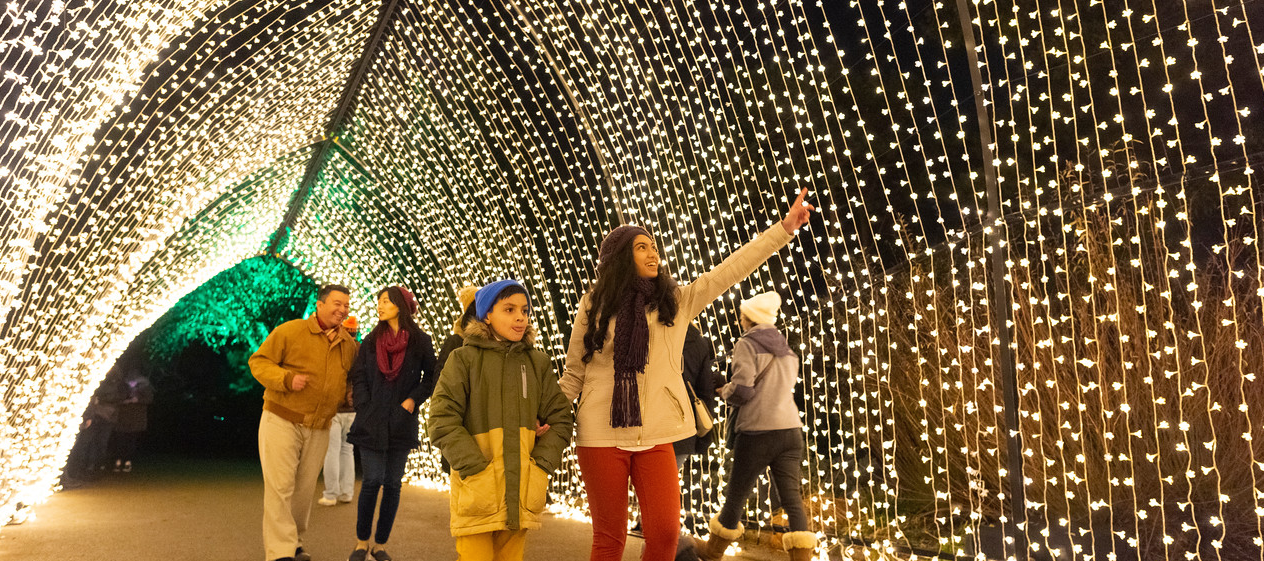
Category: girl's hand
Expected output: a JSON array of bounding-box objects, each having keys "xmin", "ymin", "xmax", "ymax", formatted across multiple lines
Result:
[
  {"xmin": 401, "ymin": 398, "xmax": 416, "ymax": 413},
  {"xmin": 781, "ymin": 187, "xmax": 815, "ymax": 234},
  {"xmin": 534, "ymin": 419, "xmax": 551, "ymax": 437}
]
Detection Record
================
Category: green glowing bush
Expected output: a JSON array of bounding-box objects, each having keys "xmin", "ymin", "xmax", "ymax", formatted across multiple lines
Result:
[{"xmin": 146, "ymin": 256, "xmax": 316, "ymax": 392}]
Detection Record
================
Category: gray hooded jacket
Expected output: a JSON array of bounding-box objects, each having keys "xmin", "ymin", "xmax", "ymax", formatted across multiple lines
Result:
[{"xmin": 719, "ymin": 324, "xmax": 802, "ymax": 432}]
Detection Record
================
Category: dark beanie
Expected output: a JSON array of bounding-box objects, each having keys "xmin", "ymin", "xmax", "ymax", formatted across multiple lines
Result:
[{"xmin": 599, "ymin": 225, "xmax": 652, "ymax": 262}]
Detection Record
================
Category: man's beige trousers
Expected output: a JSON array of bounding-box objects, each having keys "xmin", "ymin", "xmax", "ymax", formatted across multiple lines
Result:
[{"xmin": 259, "ymin": 410, "xmax": 330, "ymax": 561}]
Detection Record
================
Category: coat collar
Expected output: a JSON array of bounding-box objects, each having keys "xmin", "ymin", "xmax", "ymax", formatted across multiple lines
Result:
[
  {"xmin": 306, "ymin": 314, "xmax": 354, "ymax": 346},
  {"xmin": 462, "ymin": 320, "xmax": 537, "ymax": 353}
]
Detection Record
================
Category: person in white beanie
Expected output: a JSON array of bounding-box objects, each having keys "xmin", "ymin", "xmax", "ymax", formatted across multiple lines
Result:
[{"xmin": 694, "ymin": 291, "xmax": 817, "ymax": 561}]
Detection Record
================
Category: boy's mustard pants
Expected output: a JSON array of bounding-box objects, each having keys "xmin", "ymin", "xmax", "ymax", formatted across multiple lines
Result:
[{"xmin": 456, "ymin": 529, "xmax": 528, "ymax": 561}]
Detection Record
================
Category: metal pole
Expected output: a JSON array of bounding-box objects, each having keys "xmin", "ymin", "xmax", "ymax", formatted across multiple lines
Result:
[
  {"xmin": 502, "ymin": 0, "xmax": 625, "ymax": 224},
  {"xmin": 268, "ymin": 0, "xmax": 401, "ymax": 254},
  {"xmin": 951, "ymin": 1, "xmax": 1028, "ymax": 559}
]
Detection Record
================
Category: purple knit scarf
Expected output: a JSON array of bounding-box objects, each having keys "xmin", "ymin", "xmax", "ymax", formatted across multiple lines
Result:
[{"xmin": 610, "ymin": 277, "xmax": 655, "ymax": 428}]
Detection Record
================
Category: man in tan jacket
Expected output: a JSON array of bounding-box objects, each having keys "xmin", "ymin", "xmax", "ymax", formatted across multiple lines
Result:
[{"xmin": 250, "ymin": 284, "xmax": 358, "ymax": 561}]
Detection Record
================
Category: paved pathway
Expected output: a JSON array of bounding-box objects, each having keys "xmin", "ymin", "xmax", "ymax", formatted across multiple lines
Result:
[{"xmin": 0, "ymin": 456, "xmax": 786, "ymax": 561}]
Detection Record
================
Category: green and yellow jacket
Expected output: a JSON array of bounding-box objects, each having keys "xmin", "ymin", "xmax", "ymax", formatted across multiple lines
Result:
[{"xmin": 426, "ymin": 320, "xmax": 574, "ymax": 537}]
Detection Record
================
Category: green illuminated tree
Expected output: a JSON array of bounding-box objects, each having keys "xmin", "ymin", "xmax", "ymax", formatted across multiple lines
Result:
[{"xmin": 146, "ymin": 255, "xmax": 316, "ymax": 392}]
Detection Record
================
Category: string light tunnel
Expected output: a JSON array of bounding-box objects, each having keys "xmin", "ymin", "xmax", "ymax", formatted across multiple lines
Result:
[{"xmin": 1, "ymin": 0, "xmax": 1262, "ymax": 559}]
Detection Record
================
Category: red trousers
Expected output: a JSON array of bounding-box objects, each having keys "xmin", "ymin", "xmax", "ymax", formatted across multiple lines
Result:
[{"xmin": 577, "ymin": 444, "xmax": 681, "ymax": 561}]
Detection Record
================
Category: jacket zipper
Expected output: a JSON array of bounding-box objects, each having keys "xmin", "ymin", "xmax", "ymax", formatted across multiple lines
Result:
[{"xmin": 520, "ymin": 365, "xmax": 527, "ymax": 399}]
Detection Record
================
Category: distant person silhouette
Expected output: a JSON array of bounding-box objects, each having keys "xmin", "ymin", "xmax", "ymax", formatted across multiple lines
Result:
[{"xmin": 110, "ymin": 370, "xmax": 153, "ymax": 473}]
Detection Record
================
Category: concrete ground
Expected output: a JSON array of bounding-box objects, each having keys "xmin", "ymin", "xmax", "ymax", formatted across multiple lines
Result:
[{"xmin": 0, "ymin": 456, "xmax": 787, "ymax": 561}]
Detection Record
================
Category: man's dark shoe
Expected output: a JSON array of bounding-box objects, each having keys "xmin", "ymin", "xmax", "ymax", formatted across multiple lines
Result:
[
  {"xmin": 295, "ymin": 547, "xmax": 311, "ymax": 561},
  {"xmin": 370, "ymin": 549, "xmax": 393, "ymax": 561},
  {"xmin": 348, "ymin": 549, "xmax": 368, "ymax": 561}
]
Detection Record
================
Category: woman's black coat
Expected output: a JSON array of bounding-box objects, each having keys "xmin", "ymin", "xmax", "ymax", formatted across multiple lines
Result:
[
  {"xmin": 674, "ymin": 324, "xmax": 718, "ymax": 456},
  {"xmin": 347, "ymin": 328, "xmax": 438, "ymax": 451}
]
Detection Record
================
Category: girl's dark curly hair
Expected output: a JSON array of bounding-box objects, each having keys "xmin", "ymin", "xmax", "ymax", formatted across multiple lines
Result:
[{"xmin": 581, "ymin": 240, "xmax": 678, "ymax": 363}]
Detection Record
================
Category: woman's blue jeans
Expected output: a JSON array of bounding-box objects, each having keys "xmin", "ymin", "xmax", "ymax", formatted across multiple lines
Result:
[{"xmin": 356, "ymin": 446, "xmax": 410, "ymax": 543}]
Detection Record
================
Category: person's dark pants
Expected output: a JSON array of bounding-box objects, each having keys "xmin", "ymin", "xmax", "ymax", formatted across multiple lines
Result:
[
  {"xmin": 356, "ymin": 446, "xmax": 410, "ymax": 543},
  {"xmin": 716, "ymin": 428, "xmax": 808, "ymax": 532},
  {"xmin": 63, "ymin": 426, "xmax": 94, "ymax": 480},
  {"xmin": 111, "ymin": 431, "xmax": 143, "ymax": 464},
  {"xmin": 83, "ymin": 420, "xmax": 115, "ymax": 473}
]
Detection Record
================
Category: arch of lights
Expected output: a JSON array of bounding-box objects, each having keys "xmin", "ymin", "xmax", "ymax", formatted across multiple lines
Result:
[{"xmin": 3, "ymin": 0, "xmax": 1263, "ymax": 559}]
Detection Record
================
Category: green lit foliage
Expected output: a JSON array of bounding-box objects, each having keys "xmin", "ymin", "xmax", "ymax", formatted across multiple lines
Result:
[{"xmin": 146, "ymin": 256, "xmax": 316, "ymax": 393}]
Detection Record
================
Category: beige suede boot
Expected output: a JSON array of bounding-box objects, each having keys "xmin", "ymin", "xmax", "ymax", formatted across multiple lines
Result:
[
  {"xmin": 782, "ymin": 531, "xmax": 818, "ymax": 561},
  {"xmin": 692, "ymin": 516, "xmax": 744, "ymax": 561}
]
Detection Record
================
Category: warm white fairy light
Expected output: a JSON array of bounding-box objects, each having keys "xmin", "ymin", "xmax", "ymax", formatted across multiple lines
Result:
[
  {"xmin": 0, "ymin": 0, "xmax": 378, "ymax": 525},
  {"xmin": 2, "ymin": 1, "xmax": 1263, "ymax": 560}
]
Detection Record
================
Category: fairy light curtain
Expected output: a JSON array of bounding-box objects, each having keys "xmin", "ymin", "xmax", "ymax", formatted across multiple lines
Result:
[{"xmin": 3, "ymin": 0, "xmax": 1262, "ymax": 560}]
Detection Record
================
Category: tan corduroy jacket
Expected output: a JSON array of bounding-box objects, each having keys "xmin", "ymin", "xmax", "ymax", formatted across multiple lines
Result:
[
  {"xmin": 560, "ymin": 224, "xmax": 794, "ymax": 447},
  {"xmin": 250, "ymin": 315, "xmax": 359, "ymax": 430}
]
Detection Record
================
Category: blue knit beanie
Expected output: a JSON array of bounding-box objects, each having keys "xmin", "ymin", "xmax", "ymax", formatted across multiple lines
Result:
[{"xmin": 475, "ymin": 279, "xmax": 529, "ymax": 320}]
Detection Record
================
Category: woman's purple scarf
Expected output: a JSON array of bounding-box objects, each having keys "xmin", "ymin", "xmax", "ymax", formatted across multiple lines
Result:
[{"xmin": 610, "ymin": 277, "xmax": 655, "ymax": 428}]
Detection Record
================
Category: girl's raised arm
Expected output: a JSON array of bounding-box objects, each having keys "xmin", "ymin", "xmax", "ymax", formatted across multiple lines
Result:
[{"xmin": 679, "ymin": 188, "xmax": 814, "ymax": 320}]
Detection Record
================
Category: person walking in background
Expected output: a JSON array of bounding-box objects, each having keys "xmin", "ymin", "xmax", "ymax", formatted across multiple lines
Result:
[
  {"xmin": 83, "ymin": 374, "xmax": 124, "ymax": 477},
  {"xmin": 61, "ymin": 382, "xmax": 121, "ymax": 488},
  {"xmin": 251, "ymin": 284, "xmax": 358, "ymax": 561},
  {"xmin": 559, "ymin": 188, "xmax": 814, "ymax": 561},
  {"xmin": 693, "ymin": 292, "xmax": 816, "ymax": 561},
  {"xmin": 317, "ymin": 310, "xmax": 361, "ymax": 508},
  {"xmin": 321, "ymin": 313, "xmax": 366, "ymax": 505},
  {"xmin": 344, "ymin": 286, "xmax": 437, "ymax": 561},
  {"xmin": 434, "ymin": 285, "xmax": 478, "ymax": 476},
  {"xmin": 674, "ymin": 322, "xmax": 717, "ymax": 530},
  {"xmin": 435, "ymin": 285, "xmax": 479, "ymax": 373},
  {"xmin": 428, "ymin": 279, "xmax": 574, "ymax": 561},
  {"xmin": 111, "ymin": 370, "xmax": 153, "ymax": 473},
  {"xmin": 318, "ymin": 383, "xmax": 356, "ymax": 507}
]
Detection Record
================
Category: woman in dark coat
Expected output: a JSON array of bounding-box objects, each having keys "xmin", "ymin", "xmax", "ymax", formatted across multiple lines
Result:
[
  {"xmin": 674, "ymin": 323, "xmax": 717, "ymax": 463},
  {"xmin": 674, "ymin": 323, "xmax": 717, "ymax": 530},
  {"xmin": 345, "ymin": 286, "xmax": 437, "ymax": 561}
]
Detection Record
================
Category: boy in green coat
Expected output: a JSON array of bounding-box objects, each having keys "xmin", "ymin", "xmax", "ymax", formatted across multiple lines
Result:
[{"xmin": 428, "ymin": 280, "xmax": 574, "ymax": 561}]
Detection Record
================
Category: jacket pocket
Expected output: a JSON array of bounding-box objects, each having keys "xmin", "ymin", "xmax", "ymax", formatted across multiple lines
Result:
[
  {"xmin": 664, "ymin": 387, "xmax": 686, "ymax": 423},
  {"xmin": 452, "ymin": 466, "xmax": 499, "ymax": 517},
  {"xmin": 523, "ymin": 462, "xmax": 550, "ymax": 513}
]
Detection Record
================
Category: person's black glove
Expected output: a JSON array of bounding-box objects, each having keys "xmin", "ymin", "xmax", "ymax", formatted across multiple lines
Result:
[{"xmin": 711, "ymin": 372, "xmax": 727, "ymax": 390}]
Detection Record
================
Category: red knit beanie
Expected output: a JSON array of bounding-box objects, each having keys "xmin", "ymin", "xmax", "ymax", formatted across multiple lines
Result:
[{"xmin": 396, "ymin": 286, "xmax": 418, "ymax": 315}]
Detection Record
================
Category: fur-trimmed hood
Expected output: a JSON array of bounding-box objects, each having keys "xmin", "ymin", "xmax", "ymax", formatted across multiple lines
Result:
[{"xmin": 462, "ymin": 319, "xmax": 538, "ymax": 350}]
